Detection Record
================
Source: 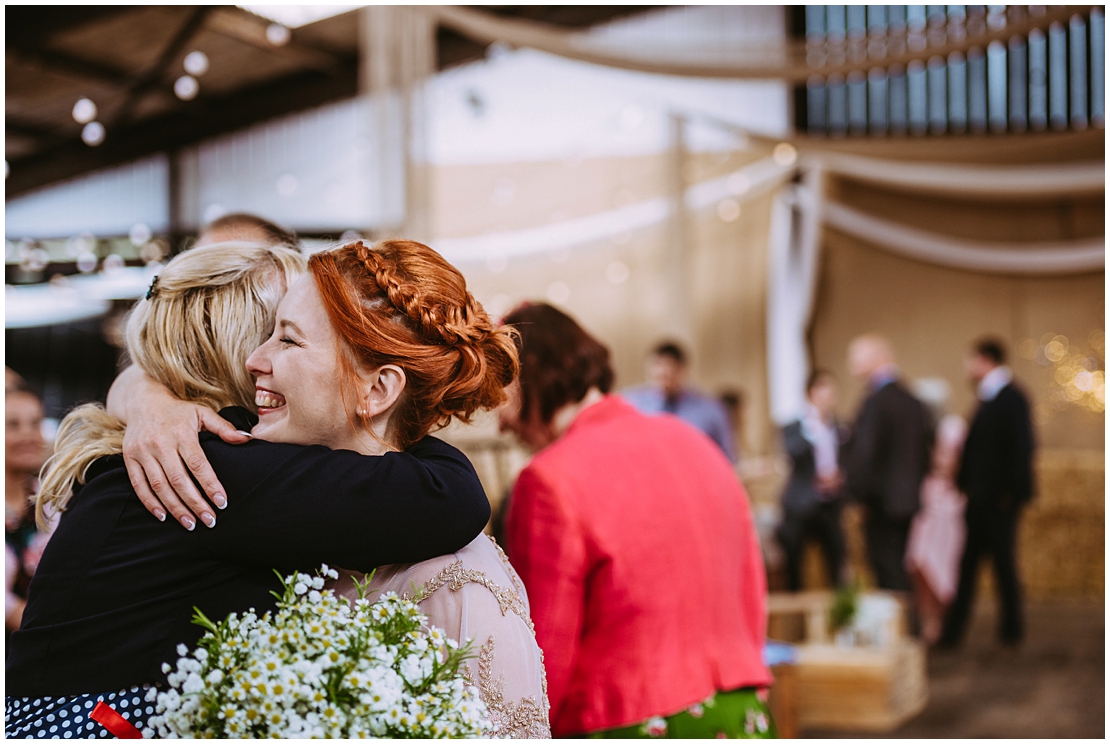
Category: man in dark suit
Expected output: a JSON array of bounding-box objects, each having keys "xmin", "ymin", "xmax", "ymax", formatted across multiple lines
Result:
[
  {"xmin": 939, "ymin": 338, "xmax": 1035, "ymax": 648},
  {"xmin": 776, "ymin": 370, "xmax": 848, "ymax": 591},
  {"xmin": 845, "ymin": 335, "xmax": 932, "ymax": 592}
]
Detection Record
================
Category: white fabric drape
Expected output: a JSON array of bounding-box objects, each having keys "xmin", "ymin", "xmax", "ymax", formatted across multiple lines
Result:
[
  {"xmin": 823, "ymin": 201, "xmax": 1105, "ymax": 275},
  {"xmin": 766, "ymin": 166, "xmax": 825, "ymax": 426},
  {"xmin": 816, "ymin": 154, "xmax": 1105, "ymax": 198},
  {"xmin": 431, "ymin": 157, "xmax": 794, "ymax": 263}
]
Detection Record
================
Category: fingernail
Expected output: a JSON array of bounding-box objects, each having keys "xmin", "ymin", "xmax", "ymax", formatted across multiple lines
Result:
[
  {"xmin": 235, "ymin": 430, "xmax": 254, "ymax": 439},
  {"xmin": 213, "ymin": 493, "xmax": 227, "ymax": 510},
  {"xmin": 201, "ymin": 512, "xmax": 216, "ymax": 529},
  {"xmin": 181, "ymin": 515, "xmax": 196, "ymax": 531},
  {"xmin": 154, "ymin": 509, "xmax": 166, "ymax": 522}
]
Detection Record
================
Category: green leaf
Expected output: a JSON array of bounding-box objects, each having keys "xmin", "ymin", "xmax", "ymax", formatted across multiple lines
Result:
[{"xmin": 192, "ymin": 606, "xmax": 219, "ymax": 633}]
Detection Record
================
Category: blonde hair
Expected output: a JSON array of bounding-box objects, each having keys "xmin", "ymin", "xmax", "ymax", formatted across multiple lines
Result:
[{"xmin": 37, "ymin": 242, "xmax": 306, "ymax": 528}]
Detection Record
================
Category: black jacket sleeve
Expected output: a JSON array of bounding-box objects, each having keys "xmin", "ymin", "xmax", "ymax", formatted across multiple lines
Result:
[
  {"xmin": 1001, "ymin": 387, "xmax": 1036, "ymax": 504},
  {"xmin": 782, "ymin": 421, "xmax": 813, "ymax": 463},
  {"xmin": 187, "ymin": 408, "xmax": 490, "ymax": 571},
  {"xmin": 845, "ymin": 396, "xmax": 881, "ymax": 506}
]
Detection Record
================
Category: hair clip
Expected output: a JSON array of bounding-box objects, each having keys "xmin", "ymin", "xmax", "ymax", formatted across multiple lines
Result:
[{"xmin": 146, "ymin": 275, "xmax": 160, "ymax": 300}]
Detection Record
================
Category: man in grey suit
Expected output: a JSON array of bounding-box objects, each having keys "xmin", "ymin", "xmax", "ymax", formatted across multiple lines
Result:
[
  {"xmin": 845, "ymin": 335, "xmax": 933, "ymax": 592},
  {"xmin": 776, "ymin": 370, "xmax": 848, "ymax": 591}
]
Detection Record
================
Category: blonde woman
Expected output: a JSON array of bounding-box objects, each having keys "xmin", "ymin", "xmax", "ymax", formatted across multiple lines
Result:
[{"xmin": 6, "ymin": 242, "xmax": 494, "ymax": 738}]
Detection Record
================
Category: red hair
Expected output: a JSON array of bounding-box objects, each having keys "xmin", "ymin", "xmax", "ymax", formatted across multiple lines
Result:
[{"xmin": 308, "ymin": 239, "xmax": 519, "ymax": 449}]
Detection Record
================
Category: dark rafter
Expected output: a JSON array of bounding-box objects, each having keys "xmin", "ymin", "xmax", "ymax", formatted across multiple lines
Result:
[
  {"xmin": 111, "ymin": 7, "xmax": 212, "ymax": 128},
  {"xmin": 7, "ymin": 47, "xmax": 131, "ymax": 87},
  {"xmin": 7, "ymin": 67, "xmax": 359, "ymax": 197},
  {"xmin": 5, "ymin": 6, "xmax": 135, "ymax": 49}
]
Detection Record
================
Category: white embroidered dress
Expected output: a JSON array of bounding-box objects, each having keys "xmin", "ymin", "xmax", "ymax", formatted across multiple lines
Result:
[{"xmin": 331, "ymin": 535, "xmax": 550, "ymax": 738}]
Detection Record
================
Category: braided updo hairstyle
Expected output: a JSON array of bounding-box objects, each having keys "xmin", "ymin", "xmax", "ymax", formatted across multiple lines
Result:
[{"xmin": 308, "ymin": 239, "xmax": 519, "ymax": 449}]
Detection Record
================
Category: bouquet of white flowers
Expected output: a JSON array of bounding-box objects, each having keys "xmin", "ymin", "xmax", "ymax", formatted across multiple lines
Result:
[{"xmin": 143, "ymin": 565, "xmax": 489, "ymax": 738}]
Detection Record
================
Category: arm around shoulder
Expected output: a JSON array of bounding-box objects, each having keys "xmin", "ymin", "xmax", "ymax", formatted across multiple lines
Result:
[{"xmin": 196, "ymin": 435, "xmax": 490, "ymax": 571}]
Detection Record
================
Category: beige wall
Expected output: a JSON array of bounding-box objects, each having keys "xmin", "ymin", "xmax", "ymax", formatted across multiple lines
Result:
[{"xmin": 433, "ymin": 150, "xmax": 780, "ymax": 455}]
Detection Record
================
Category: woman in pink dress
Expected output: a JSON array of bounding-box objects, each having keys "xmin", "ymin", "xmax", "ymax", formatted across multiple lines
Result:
[{"xmin": 905, "ymin": 414, "xmax": 968, "ymax": 644}]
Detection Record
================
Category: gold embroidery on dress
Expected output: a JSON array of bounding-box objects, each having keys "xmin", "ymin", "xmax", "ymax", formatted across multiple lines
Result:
[
  {"xmin": 486, "ymin": 535, "xmax": 528, "ymax": 598},
  {"xmin": 416, "ymin": 558, "xmax": 551, "ymax": 737},
  {"xmin": 474, "ymin": 636, "xmax": 551, "ymax": 739},
  {"xmin": 420, "ymin": 561, "xmax": 535, "ymax": 631}
]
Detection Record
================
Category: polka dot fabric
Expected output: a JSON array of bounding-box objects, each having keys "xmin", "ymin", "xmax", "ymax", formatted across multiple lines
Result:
[{"xmin": 5, "ymin": 685, "xmax": 155, "ymax": 739}]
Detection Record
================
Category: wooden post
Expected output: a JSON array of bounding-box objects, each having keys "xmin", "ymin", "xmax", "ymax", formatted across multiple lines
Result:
[{"xmin": 357, "ymin": 6, "xmax": 435, "ymax": 241}]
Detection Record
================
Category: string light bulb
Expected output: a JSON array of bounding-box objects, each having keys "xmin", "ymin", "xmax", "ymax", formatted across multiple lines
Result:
[
  {"xmin": 174, "ymin": 75, "xmax": 199, "ymax": 101},
  {"xmin": 81, "ymin": 121, "xmax": 106, "ymax": 146},
  {"xmin": 266, "ymin": 23, "xmax": 291, "ymax": 46},
  {"xmin": 183, "ymin": 50, "xmax": 209, "ymax": 77},
  {"xmin": 72, "ymin": 98, "xmax": 98, "ymax": 124},
  {"xmin": 772, "ymin": 143, "xmax": 798, "ymax": 167}
]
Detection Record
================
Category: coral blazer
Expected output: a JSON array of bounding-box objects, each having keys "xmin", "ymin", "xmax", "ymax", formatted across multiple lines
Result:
[{"xmin": 505, "ymin": 395, "xmax": 771, "ymax": 736}]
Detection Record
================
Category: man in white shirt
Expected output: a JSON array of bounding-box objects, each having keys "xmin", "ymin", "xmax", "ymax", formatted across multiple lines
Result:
[{"xmin": 775, "ymin": 370, "xmax": 848, "ymax": 591}]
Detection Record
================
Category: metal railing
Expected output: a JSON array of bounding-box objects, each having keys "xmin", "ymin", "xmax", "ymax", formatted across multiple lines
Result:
[{"xmin": 800, "ymin": 5, "xmax": 1105, "ymax": 136}]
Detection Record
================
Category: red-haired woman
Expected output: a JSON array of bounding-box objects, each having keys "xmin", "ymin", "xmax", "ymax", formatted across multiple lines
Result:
[
  {"xmin": 252, "ymin": 241, "xmax": 550, "ymax": 737},
  {"xmin": 500, "ymin": 303, "xmax": 774, "ymax": 739}
]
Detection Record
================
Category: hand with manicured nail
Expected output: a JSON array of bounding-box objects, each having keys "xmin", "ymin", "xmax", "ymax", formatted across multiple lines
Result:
[{"xmin": 107, "ymin": 366, "xmax": 252, "ymax": 530}]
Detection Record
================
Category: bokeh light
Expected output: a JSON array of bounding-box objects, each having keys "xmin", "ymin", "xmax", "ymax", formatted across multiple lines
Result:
[
  {"xmin": 546, "ymin": 280, "xmax": 570, "ymax": 304},
  {"xmin": 1028, "ymin": 330, "xmax": 1106, "ymax": 414},
  {"xmin": 183, "ymin": 50, "xmax": 209, "ymax": 77},
  {"xmin": 76, "ymin": 252, "xmax": 98, "ymax": 273},
  {"xmin": 71, "ymin": 98, "xmax": 98, "ymax": 124},
  {"xmin": 81, "ymin": 121, "xmax": 106, "ymax": 146},
  {"xmin": 129, "ymin": 223, "xmax": 152, "ymax": 246},
  {"xmin": 102, "ymin": 254, "xmax": 125, "ymax": 274},
  {"xmin": 772, "ymin": 142, "xmax": 798, "ymax": 167},
  {"xmin": 266, "ymin": 23, "xmax": 291, "ymax": 46},
  {"xmin": 174, "ymin": 75, "xmax": 199, "ymax": 101},
  {"xmin": 717, "ymin": 198, "xmax": 741, "ymax": 222}
]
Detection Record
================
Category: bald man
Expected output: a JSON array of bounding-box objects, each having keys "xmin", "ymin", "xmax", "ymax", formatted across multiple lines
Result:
[
  {"xmin": 844, "ymin": 335, "xmax": 932, "ymax": 592},
  {"xmin": 195, "ymin": 213, "xmax": 299, "ymax": 250}
]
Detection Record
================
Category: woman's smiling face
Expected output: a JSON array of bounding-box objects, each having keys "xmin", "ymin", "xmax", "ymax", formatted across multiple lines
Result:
[{"xmin": 246, "ymin": 275, "xmax": 361, "ymax": 451}]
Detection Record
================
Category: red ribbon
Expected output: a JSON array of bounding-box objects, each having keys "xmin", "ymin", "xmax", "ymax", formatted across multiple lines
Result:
[{"xmin": 89, "ymin": 701, "xmax": 143, "ymax": 739}]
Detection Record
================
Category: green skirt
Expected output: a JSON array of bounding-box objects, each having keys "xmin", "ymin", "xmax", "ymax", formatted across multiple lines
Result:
[{"xmin": 585, "ymin": 688, "xmax": 776, "ymax": 739}]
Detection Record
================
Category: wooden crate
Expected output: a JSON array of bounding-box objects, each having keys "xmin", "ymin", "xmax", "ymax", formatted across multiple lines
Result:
[
  {"xmin": 792, "ymin": 641, "xmax": 928, "ymax": 732},
  {"xmin": 767, "ymin": 590, "xmax": 928, "ymax": 733}
]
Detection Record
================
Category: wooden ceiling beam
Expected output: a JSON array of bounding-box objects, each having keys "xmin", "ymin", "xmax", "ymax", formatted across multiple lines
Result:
[
  {"xmin": 5, "ymin": 117, "xmax": 68, "ymax": 142},
  {"xmin": 112, "ymin": 7, "xmax": 213, "ymax": 128},
  {"xmin": 7, "ymin": 47, "xmax": 131, "ymax": 86},
  {"xmin": 206, "ymin": 7, "xmax": 351, "ymax": 78},
  {"xmin": 5, "ymin": 6, "xmax": 136, "ymax": 49},
  {"xmin": 7, "ymin": 66, "xmax": 358, "ymax": 197}
]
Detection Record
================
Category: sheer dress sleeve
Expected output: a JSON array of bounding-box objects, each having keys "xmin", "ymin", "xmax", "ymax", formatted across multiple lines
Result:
[{"xmin": 331, "ymin": 535, "xmax": 551, "ymax": 738}]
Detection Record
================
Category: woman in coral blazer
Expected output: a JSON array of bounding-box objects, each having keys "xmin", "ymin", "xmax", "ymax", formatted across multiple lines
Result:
[{"xmin": 501, "ymin": 303, "xmax": 773, "ymax": 739}]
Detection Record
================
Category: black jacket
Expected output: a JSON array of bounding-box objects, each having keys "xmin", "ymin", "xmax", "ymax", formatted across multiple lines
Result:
[
  {"xmin": 958, "ymin": 382, "xmax": 1035, "ymax": 508},
  {"xmin": 7, "ymin": 408, "xmax": 490, "ymax": 697},
  {"xmin": 779, "ymin": 418, "xmax": 847, "ymax": 517},
  {"xmin": 845, "ymin": 380, "xmax": 932, "ymax": 522}
]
